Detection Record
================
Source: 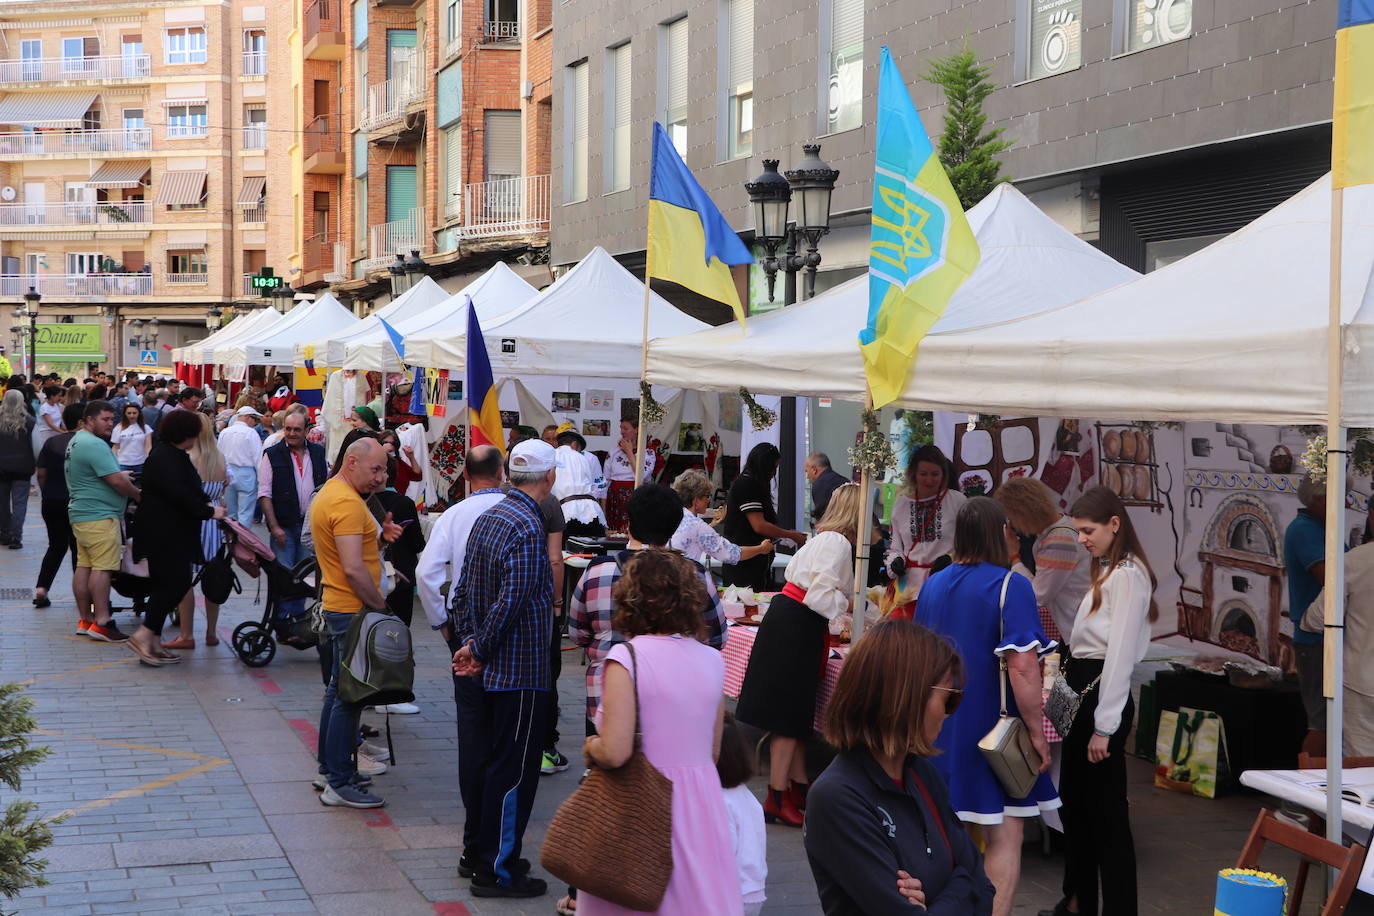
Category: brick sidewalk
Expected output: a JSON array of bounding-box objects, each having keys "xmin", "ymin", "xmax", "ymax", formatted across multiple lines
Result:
[{"xmin": 0, "ymin": 494, "xmax": 1324, "ymax": 915}]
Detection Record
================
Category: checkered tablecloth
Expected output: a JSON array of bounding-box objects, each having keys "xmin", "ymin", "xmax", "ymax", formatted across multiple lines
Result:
[{"xmin": 723, "ymin": 622, "xmax": 1063, "ymax": 743}]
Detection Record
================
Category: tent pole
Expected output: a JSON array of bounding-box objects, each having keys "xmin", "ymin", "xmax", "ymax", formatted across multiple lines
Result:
[
  {"xmin": 633, "ymin": 276, "xmax": 651, "ymax": 490},
  {"xmin": 851, "ymin": 388, "xmax": 875, "ymax": 643},
  {"xmin": 1323, "ymin": 185, "xmax": 1347, "ymax": 848}
]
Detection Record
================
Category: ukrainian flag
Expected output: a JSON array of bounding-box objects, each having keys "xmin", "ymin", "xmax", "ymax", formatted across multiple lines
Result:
[
  {"xmin": 466, "ymin": 300, "xmax": 504, "ymax": 454},
  {"xmin": 861, "ymin": 47, "xmax": 980, "ymax": 407},
  {"xmin": 1335, "ymin": 0, "xmax": 1374, "ymax": 188},
  {"xmin": 648, "ymin": 122, "xmax": 754, "ymax": 324}
]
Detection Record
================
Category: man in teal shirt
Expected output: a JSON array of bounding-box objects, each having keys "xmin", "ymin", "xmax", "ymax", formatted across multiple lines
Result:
[
  {"xmin": 66, "ymin": 400, "xmax": 140, "ymax": 642},
  {"xmin": 1285, "ymin": 475, "xmax": 1336, "ymax": 740}
]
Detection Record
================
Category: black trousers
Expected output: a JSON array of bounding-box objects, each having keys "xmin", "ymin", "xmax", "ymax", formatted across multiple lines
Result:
[
  {"xmin": 143, "ymin": 551, "xmax": 193, "ymax": 637},
  {"xmin": 36, "ymin": 498, "xmax": 76, "ymax": 591},
  {"xmin": 1059, "ymin": 657, "xmax": 1137, "ymax": 916},
  {"xmin": 387, "ymin": 580, "xmax": 415, "ymax": 627},
  {"xmin": 453, "ymin": 672, "xmax": 547, "ymax": 886},
  {"xmin": 544, "ymin": 606, "xmax": 564, "ymax": 750}
]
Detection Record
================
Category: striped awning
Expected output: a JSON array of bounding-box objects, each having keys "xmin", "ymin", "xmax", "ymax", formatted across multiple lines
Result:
[
  {"xmin": 159, "ymin": 97, "xmax": 208, "ymax": 107},
  {"xmin": 236, "ymin": 176, "xmax": 266, "ymax": 206},
  {"xmin": 86, "ymin": 160, "xmax": 150, "ymax": 189},
  {"xmin": 153, "ymin": 170, "xmax": 207, "ymax": 205},
  {"xmin": 0, "ymin": 91, "xmax": 98, "ymax": 127}
]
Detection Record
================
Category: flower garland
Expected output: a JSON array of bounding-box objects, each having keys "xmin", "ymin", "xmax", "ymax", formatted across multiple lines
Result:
[
  {"xmin": 1300, "ymin": 431, "xmax": 1374, "ymax": 483},
  {"xmin": 638, "ymin": 381, "xmax": 665, "ymax": 426},
  {"xmin": 849, "ymin": 408, "xmax": 896, "ymax": 477},
  {"xmin": 739, "ymin": 387, "xmax": 778, "ymax": 431}
]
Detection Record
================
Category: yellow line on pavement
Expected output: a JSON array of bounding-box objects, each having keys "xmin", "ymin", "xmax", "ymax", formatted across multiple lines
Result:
[
  {"xmin": 18, "ymin": 657, "xmax": 138, "ymax": 686},
  {"xmin": 48, "ymin": 757, "xmax": 231, "ymax": 822},
  {"xmin": 32, "ymin": 729, "xmax": 223, "ymax": 762},
  {"xmin": 0, "ymin": 625, "xmax": 110, "ymax": 644}
]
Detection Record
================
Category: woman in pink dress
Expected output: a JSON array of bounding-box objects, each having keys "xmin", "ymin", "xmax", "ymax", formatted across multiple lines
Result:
[{"xmin": 580, "ymin": 549, "xmax": 744, "ymax": 916}]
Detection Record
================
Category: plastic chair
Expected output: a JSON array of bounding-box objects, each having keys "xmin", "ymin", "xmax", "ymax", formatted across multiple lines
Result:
[{"xmin": 1236, "ymin": 809, "xmax": 1368, "ymax": 915}]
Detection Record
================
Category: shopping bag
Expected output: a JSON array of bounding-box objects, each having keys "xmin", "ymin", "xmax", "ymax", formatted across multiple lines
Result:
[{"xmin": 1154, "ymin": 706, "xmax": 1230, "ymax": 798}]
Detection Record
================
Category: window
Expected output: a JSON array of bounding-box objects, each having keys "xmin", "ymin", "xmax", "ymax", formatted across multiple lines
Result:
[
  {"xmin": 443, "ymin": 123, "xmax": 462, "ymax": 219},
  {"xmin": 243, "ymin": 29, "xmax": 267, "ymax": 75},
  {"xmin": 385, "ymin": 165, "xmax": 417, "ymax": 223},
  {"xmin": 354, "ymin": 176, "xmax": 368, "ymax": 254},
  {"xmin": 1117, "ymin": 0, "xmax": 1192, "ymax": 55},
  {"xmin": 444, "ymin": 0, "xmax": 461, "ymax": 54},
  {"xmin": 168, "ymin": 250, "xmax": 208, "ymax": 274},
  {"xmin": 660, "ymin": 18, "xmax": 688, "ymax": 155},
  {"xmin": 1020, "ymin": 0, "xmax": 1082, "ymax": 81},
  {"xmin": 67, "ymin": 252, "xmax": 105, "ymax": 275},
  {"xmin": 824, "ymin": 0, "xmax": 862, "ymax": 133},
  {"xmin": 313, "ymin": 191, "xmax": 330, "ymax": 238},
  {"xmin": 243, "ymin": 105, "xmax": 267, "ymax": 149},
  {"xmin": 121, "ymin": 36, "xmax": 146, "ymax": 77},
  {"xmin": 166, "ymin": 104, "xmax": 208, "ymax": 138},
  {"xmin": 606, "ymin": 43, "xmax": 631, "ymax": 192},
  {"xmin": 165, "ymin": 27, "xmax": 208, "ymax": 65},
  {"xmin": 564, "ymin": 61, "xmax": 588, "ymax": 203},
  {"xmin": 353, "ymin": 0, "xmax": 368, "ymax": 47},
  {"xmin": 354, "ymin": 45, "xmax": 368, "ymax": 118},
  {"xmin": 353, "ymin": 131, "xmax": 369, "ymax": 177},
  {"xmin": 724, "ymin": 0, "xmax": 752, "ymax": 159},
  {"xmin": 484, "ymin": 0, "xmax": 519, "ymax": 40},
  {"xmin": 20, "ymin": 40, "xmax": 41, "ymax": 82},
  {"xmin": 484, "ymin": 110, "xmax": 521, "ymax": 182},
  {"xmin": 386, "ymin": 30, "xmax": 416, "ymax": 80},
  {"xmin": 123, "ymin": 108, "xmax": 144, "ymax": 130}
]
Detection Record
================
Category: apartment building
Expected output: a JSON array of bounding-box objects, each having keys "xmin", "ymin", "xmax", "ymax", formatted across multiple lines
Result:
[
  {"xmin": 300, "ymin": 0, "xmax": 552, "ymax": 305},
  {"xmin": 0, "ymin": 0, "xmax": 295, "ymax": 373}
]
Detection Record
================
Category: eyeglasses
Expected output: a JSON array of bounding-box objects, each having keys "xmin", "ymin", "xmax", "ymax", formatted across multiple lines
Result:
[{"xmin": 931, "ymin": 685, "xmax": 963, "ymax": 715}]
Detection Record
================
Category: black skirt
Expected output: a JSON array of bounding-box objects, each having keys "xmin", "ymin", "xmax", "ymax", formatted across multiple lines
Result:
[{"xmin": 735, "ymin": 593, "xmax": 829, "ymax": 739}]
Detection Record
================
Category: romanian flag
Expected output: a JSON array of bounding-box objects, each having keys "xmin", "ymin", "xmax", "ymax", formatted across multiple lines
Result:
[
  {"xmin": 647, "ymin": 122, "xmax": 754, "ymax": 324},
  {"xmin": 466, "ymin": 300, "xmax": 503, "ymax": 454},
  {"xmin": 1334, "ymin": 0, "xmax": 1374, "ymax": 188},
  {"xmin": 861, "ymin": 47, "xmax": 980, "ymax": 407}
]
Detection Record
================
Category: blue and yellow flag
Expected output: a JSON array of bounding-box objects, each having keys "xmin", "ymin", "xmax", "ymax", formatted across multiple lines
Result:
[
  {"xmin": 466, "ymin": 300, "xmax": 504, "ymax": 454},
  {"xmin": 861, "ymin": 47, "xmax": 980, "ymax": 407},
  {"xmin": 1335, "ymin": 0, "xmax": 1374, "ymax": 188},
  {"xmin": 648, "ymin": 122, "xmax": 754, "ymax": 324}
]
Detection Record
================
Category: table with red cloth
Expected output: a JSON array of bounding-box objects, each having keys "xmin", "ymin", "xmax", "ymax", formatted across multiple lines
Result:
[{"xmin": 721, "ymin": 621, "xmax": 1063, "ymax": 742}]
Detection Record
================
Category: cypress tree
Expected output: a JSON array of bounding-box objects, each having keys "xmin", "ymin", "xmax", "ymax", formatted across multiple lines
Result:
[{"xmin": 924, "ymin": 46, "xmax": 1013, "ymax": 209}]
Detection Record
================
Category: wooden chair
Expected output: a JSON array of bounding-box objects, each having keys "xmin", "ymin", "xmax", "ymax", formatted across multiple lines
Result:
[{"xmin": 1236, "ymin": 809, "xmax": 1368, "ymax": 915}]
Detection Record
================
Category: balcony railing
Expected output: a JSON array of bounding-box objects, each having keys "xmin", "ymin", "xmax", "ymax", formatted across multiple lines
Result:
[
  {"xmin": 305, "ymin": 0, "xmax": 339, "ymax": 43},
  {"xmin": 363, "ymin": 207, "xmax": 427, "ymax": 270},
  {"xmin": 242, "ymin": 51, "xmax": 267, "ymax": 76},
  {"xmin": 359, "ymin": 59, "xmax": 423, "ymax": 130},
  {"xmin": 167, "ymin": 123, "xmax": 208, "ymax": 139},
  {"xmin": 483, "ymin": 19, "xmax": 521, "ymax": 41},
  {"xmin": 304, "ymin": 115, "xmax": 341, "ymax": 157},
  {"xmin": 303, "ymin": 234, "xmax": 336, "ymax": 272},
  {"xmin": 325, "ymin": 242, "xmax": 347, "ymax": 282},
  {"xmin": 0, "ymin": 201, "xmax": 150, "ymax": 227},
  {"xmin": 241, "ymin": 205, "xmax": 267, "ymax": 223},
  {"xmin": 242, "ymin": 273, "xmax": 256, "ymax": 297},
  {"xmin": 0, "ymin": 53, "xmax": 151, "ymax": 85},
  {"xmin": 0, "ymin": 273, "xmax": 151, "ymax": 297},
  {"xmin": 242, "ymin": 124, "xmax": 268, "ymax": 150},
  {"xmin": 0, "ymin": 128, "xmax": 151, "ymax": 156},
  {"xmin": 459, "ymin": 174, "xmax": 549, "ymax": 239},
  {"xmin": 167, "ymin": 272, "xmax": 209, "ymax": 285}
]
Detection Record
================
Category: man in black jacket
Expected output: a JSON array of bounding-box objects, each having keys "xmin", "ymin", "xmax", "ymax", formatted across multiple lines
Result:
[
  {"xmin": 806, "ymin": 451, "xmax": 851, "ymax": 525},
  {"xmin": 257, "ymin": 412, "xmax": 327, "ymax": 621}
]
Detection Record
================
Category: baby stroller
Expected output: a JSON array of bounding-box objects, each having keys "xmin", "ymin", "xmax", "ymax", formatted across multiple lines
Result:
[{"xmin": 215, "ymin": 520, "xmax": 321, "ymax": 668}]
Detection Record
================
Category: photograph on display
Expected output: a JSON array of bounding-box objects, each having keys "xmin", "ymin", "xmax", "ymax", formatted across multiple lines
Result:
[
  {"xmin": 620, "ymin": 398, "xmax": 640, "ymax": 421},
  {"xmin": 678, "ymin": 422, "xmax": 706, "ymax": 453},
  {"xmin": 586, "ymin": 389, "xmax": 614, "ymax": 411},
  {"xmin": 718, "ymin": 393, "xmax": 742, "ymax": 433},
  {"xmin": 1026, "ymin": 0, "xmax": 1082, "ymax": 81},
  {"xmin": 583, "ymin": 418, "xmax": 611, "ymax": 437},
  {"xmin": 500, "ymin": 410, "xmax": 520, "ymax": 428},
  {"xmin": 552, "ymin": 391, "xmax": 581, "ymax": 413},
  {"xmin": 447, "ymin": 379, "xmax": 463, "ymax": 400}
]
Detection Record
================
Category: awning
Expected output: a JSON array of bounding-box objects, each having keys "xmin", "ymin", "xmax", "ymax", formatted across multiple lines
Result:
[
  {"xmin": 86, "ymin": 160, "xmax": 150, "ymax": 189},
  {"xmin": 159, "ymin": 97, "xmax": 208, "ymax": 107},
  {"xmin": 154, "ymin": 170, "xmax": 207, "ymax": 205},
  {"xmin": 236, "ymin": 176, "xmax": 266, "ymax": 206},
  {"xmin": 0, "ymin": 91, "xmax": 98, "ymax": 127}
]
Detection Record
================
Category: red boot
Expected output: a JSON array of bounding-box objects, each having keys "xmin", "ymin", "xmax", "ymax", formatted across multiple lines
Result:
[
  {"xmin": 789, "ymin": 780, "xmax": 810, "ymax": 812},
  {"xmin": 763, "ymin": 788, "xmax": 804, "ymax": 827}
]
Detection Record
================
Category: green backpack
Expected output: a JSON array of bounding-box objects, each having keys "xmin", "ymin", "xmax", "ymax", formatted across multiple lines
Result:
[{"xmin": 338, "ymin": 610, "xmax": 415, "ymax": 708}]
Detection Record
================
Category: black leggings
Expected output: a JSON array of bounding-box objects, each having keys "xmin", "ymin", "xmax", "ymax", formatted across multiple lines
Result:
[
  {"xmin": 36, "ymin": 498, "xmax": 76, "ymax": 592},
  {"xmin": 142, "ymin": 551, "xmax": 193, "ymax": 637}
]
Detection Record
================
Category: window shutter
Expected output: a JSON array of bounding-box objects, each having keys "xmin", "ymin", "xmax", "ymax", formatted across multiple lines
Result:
[
  {"xmin": 831, "ymin": 0, "xmax": 862, "ymax": 55},
  {"xmin": 727, "ymin": 0, "xmax": 752, "ymax": 93},
  {"xmin": 614, "ymin": 44, "xmax": 632, "ymax": 129},
  {"xmin": 353, "ymin": 131, "xmax": 368, "ymax": 177},
  {"xmin": 385, "ymin": 165, "xmax": 417, "ymax": 222},
  {"xmin": 484, "ymin": 110, "xmax": 520, "ymax": 180},
  {"xmin": 445, "ymin": 123, "xmax": 462, "ymax": 206},
  {"xmin": 568, "ymin": 61, "xmax": 588, "ymax": 201},
  {"xmin": 665, "ymin": 18, "xmax": 687, "ymax": 118},
  {"xmin": 437, "ymin": 62, "xmax": 462, "ymax": 128}
]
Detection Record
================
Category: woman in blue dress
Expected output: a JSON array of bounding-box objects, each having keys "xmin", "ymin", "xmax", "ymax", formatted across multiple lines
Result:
[{"xmin": 915, "ymin": 496, "xmax": 1058, "ymax": 916}]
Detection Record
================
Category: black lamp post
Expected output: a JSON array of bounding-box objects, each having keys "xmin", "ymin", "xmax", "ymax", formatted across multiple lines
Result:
[
  {"xmin": 272, "ymin": 283, "xmax": 295, "ymax": 313},
  {"xmin": 388, "ymin": 253, "xmax": 409, "ymax": 297},
  {"xmin": 403, "ymin": 249, "xmax": 426, "ymax": 289},
  {"xmin": 745, "ymin": 144, "xmax": 839, "ymax": 304},
  {"xmin": 22, "ymin": 287, "xmax": 39, "ymax": 376},
  {"xmin": 205, "ymin": 307, "xmax": 223, "ymax": 331}
]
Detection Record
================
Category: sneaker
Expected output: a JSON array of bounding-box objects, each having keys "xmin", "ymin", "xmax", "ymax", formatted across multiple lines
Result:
[
  {"xmin": 7, "ymin": 541, "xmax": 19, "ymax": 550},
  {"xmin": 355, "ymin": 752, "xmax": 388, "ymax": 777},
  {"xmin": 87, "ymin": 620, "xmax": 129, "ymax": 643},
  {"xmin": 541, "ymin": 749, "xmax": 570, "ymax": 775},
  {"xmin": 470, "ymin": 874, "xmax": 547, "ymax": 898},
  {"xmin": 313, "ymin": 773, "xmax": 372, "ymax": 791},
  {"xmin": 75, "ymin": 620, "xmax": 91, "ymax": 637},
  {"xmin": 377, "ymin": 702, "xmax": 420, "ymax": 715},
  {"xmin": 359, "ymin": 740, "xmax": 391, "ymax": 762},
  {"xmin": 320, "ymin": 783, "xmax": 385, "ymax": 809},
  {"xmin": 458, "ymin": 854, "xmax": 529, "ymax": 879}
]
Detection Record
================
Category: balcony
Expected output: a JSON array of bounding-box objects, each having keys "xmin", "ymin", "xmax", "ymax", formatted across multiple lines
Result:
[
  {"xmin": 242, "ymin": 51, "xmax": 267, "ymax": 77},
  {"xmin": 0, "ymin": 128, "xmax": 151, "ymax": 158},
  {"xmin": 303, "ymin": 115, "xmax": 345, "ymax": 173},
  {"xmin": 167, "ymin": 272, "xmax": 209, "ymax": 285},
  {"xmin": 457, "ymin": 174, "xmax": 549, "ymax": 240},
  {"xmin": 167, "ymin": 123, "xmax": 208, "ymax": 139},
  {"xmin": 482, "ymin": 20, "xmax": 521, "ymax": 42},
  {"xmin": 0, "ymin": 54, "xmax": 151, "ymax": 87},
  {"xmin": 0, "ymin": 201, "xmax": 151, "ymax": 228},
  {"xmin": 242, "ymin": 273, "xmax": 256, "ymax": 297},
  {"xmin": 0, "ymin": 273, "xmax": 151, "ymax": 297},
  {"xmin": 304, "ymin": 0, "xmax": 346, "ymax": 60},
  {"xmin": 362, "ymin": 208, "xmax": 427, "ymax": 271},
  {"xmin": 241, "ymin": 205, "xmax": 267, "ymax": 224},
  {"xmin": 242, "ymin": 124, "xmax": 268, "ymax": 150},
  {"xmin": 359, "ymin": 60, "xmax": 423, "ymax": 132}
]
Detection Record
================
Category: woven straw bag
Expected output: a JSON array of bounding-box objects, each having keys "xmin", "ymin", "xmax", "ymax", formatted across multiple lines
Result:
[{"xmin": 540, "ymin": 641, "xmax": 674, "ymax": 909}]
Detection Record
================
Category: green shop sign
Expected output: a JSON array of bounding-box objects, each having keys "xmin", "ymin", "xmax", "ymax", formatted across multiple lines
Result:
[{"xmin": 34, "ymin": 324, "xmax": 104, "ymax": 357}]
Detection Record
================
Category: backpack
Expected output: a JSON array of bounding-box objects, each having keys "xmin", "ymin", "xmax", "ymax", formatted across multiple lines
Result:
[
  {"xmin": 195, "ymin": 550, "xmax": 241, "ymax": 605},
  {"xmin": 338, "ymin": 610, "xmax": 415, "ymax": 708}
]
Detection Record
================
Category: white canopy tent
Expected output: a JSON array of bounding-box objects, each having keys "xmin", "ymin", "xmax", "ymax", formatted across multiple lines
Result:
[
  {"xmin": 175, "ymin": 307, "xmax": 283, "ymax": 366},
  {"xmin": 644, "ymin": 184, "xmax": 1141, "ymax": 399},
  {"xmin": 218, "ymin": 292, "xmax": 358, "ymax": 368},
  {"xmin": 387, "ymin": 262, "xmax": 539, "ymax": 371},
  {"xmin": 292, "ymin": 276, "xmax": 450, "ymax": 369},
  {"xmin": 407, "ymin": 246, "xmax": 709, "ymax": 377}
]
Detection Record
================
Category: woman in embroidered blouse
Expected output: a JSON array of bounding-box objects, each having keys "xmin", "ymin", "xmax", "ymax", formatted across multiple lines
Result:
[
  {"xmin": 886, "ymin": 445, "xmax": 967, "ymax": 600},
  {"xmin": 736, "ymin": 483, "xmax": 860, "ymax": 829},
  {"xmin": 669, "ymin": 469, "xmax": 772, "ymax": 569},
  {"xmin": 1046, "ymin": 486, "xmax": 1155, "ymax": 916}
]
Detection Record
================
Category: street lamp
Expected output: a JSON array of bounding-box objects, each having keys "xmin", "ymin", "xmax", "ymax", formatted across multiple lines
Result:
[
  {"xmin": 206, "ymin": 307, "xmax": 223, "ymax": 331},
  {"xmin": 21, "ymin": 287, "xmax": 40, "ymax": 376},
  {"xmin": 271, "ymin": 284, "xmax": 295, "ymax": 313},
  {"xmin": 387, "ymin": 253, "xmax": 408, "ymax": 297},
  {"xmin": 9, "ymin": 309, "xmax": 23, "ymax": 363},
  {"xmin": 743, "ymin": 160, "xmax": 791, "ymax": 303},
  {"xmin": 403, "ymin": 249, "xmax": 426, "ymax": 290},
  {"xmin": 744, "ymin": 143, "xmax": 839, "ymax": 303}
]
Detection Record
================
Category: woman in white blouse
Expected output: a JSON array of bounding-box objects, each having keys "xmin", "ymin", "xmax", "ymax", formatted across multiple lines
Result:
[
  {"xmin": 603, "ymin": 418, "xmax": 655, "ymax": 530},
  {"xmin": 1048, "ymin": 485, "xmax": 1155, "ymax": 916},
  {"xmin": 735, "ymin": 483, "xmax": 860, "ymax": 829},
  {"xmin": 669, "ymin": 468, "xmax": 772, "ymax": 569},
  {"xmin": 885, "ymin": 444, "xmax": 967, "ymax": 600},
  {"xmin": 33, "ymin": 385, "xmax": 64, "ymax": 455},
  {"xmin": 111, "ymin": 403, "xmax": 153, "ymax": 474}
]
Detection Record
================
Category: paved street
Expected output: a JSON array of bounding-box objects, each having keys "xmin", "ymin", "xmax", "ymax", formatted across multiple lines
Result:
[{"xmin": 0, "ymin": 493, "xmax": 1338, "ymax": 915}]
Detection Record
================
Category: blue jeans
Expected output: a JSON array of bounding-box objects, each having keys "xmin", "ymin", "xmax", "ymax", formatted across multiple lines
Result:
[
  {"xmin": 273, "ymin": 523, "xmax": 306, "ymax": 619},
  {"xmin": 317, "ymin": 610, "xmax": 362, "ymax": 788},
  {"xmin": 225, "ymin": 465, "xmax": 258, "ymax": 528}
]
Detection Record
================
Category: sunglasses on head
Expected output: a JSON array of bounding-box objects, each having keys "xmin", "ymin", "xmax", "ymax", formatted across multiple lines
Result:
[{"xmin": 931, "ymin": 685, "xmax": 963, "ymax": 714}]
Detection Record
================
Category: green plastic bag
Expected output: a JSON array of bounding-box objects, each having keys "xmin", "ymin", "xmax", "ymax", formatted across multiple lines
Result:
[{"xmin": 1154, "ymin": 707, "xmax": 1230, "ymax": 798}]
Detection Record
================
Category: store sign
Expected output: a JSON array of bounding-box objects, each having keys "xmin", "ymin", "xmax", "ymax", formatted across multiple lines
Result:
[
  {"xmin": 1125, "ymin": 0, "xmax": 1192, "ymax": 53},
  {"xmin": 34, "ymin": 323, "xmax": 102, "ymax": 356},
  {"xmin": 252, "ymin": 267, "xmax": 282, "ymax": 297},
  {"xmin": 1026, "ymin": 0, "xmax": 1082, "ymax": 81}
]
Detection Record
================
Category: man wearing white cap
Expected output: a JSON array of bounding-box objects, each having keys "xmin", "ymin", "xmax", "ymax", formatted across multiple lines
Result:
[
  {"xmin": 450, "ymin": 438, "xmax": 558, "ymax": 899},
  {"xmin": 218, "ymin": 406, "xmax": 265, "ymax": 528}
]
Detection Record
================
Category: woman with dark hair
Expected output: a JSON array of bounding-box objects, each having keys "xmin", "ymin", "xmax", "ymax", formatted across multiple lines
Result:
[
  {"xmin": 805, "ymin": 618, "xmax": 995, "ymax": 915},
  {"xmin": 34, "ymin": 385, "xmax": 64, "ymax": 453},
  {"xmin": 602, "ymin": 417, "xmax": 654, "ymax": 530},
  {"xmin": 1043, "ymin": 486, "xmax": 1156, "ymax": 916},
  {"xmin": 915, "ymin": 497, "xmax": 1057, "ymax": 916},
  {"xmin": 33, "ymin": 403, "xmax": 84, "ymax": 607},
  {"xmin": 111, "ymin": 402, "xmax": 153, "ymax": 475},
  {"xmin": 720, "ymin": 442, "xmax": 808, "ymax": 589},
  {"xmin": 127, "ymin": 408, "xmax": 226, "ymax": 667},
  {"xmin": 886, "ymin": 444, "xmax": 966, "ymax": 601}
]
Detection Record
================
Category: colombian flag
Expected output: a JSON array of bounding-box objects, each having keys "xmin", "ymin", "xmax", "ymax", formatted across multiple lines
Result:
[
  {"xmin": 1335, "ymin": 0, "xmax": 1374, "ymax": 188},
  {"xmin": 861, "ymin": 47, "xmax": 980, "ymax": 408},
  {"xmin": 466, "ymin": 300, "xmax": 503, "ymax": 454},
  {"xmin": 647, "ymin": 122, "xmax": 754, "ymax": 325}
]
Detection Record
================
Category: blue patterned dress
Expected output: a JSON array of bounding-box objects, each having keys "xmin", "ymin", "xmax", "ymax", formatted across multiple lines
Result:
[{"xmin": 196, "ymin": 479, "xmax": 226, "ymax": 572}]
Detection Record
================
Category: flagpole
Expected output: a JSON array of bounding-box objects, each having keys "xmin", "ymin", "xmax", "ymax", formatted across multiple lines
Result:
[
  {"xmin": 1322, "ymin": 184, "xmax": 1347, "ymax": 846},
  {"xmin": 851, "ymin": 387, "xmax": 875, "ymax": 643},
  {"xmin": 634, "ymin": 277, "xmax": 651, "ymax": 490}
]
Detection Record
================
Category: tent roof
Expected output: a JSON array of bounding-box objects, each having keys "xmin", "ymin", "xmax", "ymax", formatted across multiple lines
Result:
[
  {"xmin": 220, "ymin": 293, "xmax": 358, "ymax": 367},
  {"xmin": 176, "ymin": 308, "xmax": 283, "ymax": 365},
  {"xmin": 900, "ymin": 173, "xmax": 1374, "ymax": 425},
  {"xmin": 645, "ymin": 183, "xmax": 1139, "ymax": 400},
  {"xmin": 298, "ymin": 276, "xmax": 450, "ymax": 367}
]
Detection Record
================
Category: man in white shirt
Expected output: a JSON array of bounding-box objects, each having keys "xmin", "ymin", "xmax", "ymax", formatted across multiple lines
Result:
[
  {"xmin": 219, "ymin": 406, "xmax": 265, "ymax": 528},
  {"xmin": 415, "ymin": 445, "xmax": 507, "ymax": 641}
]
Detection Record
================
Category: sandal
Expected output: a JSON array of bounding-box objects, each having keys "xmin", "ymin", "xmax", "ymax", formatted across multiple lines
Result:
[
  {"xmin": 555, "ymin": 895, "xmax": 576, "ymax": 915},
  {"xmin": 126, "ymin": 641, "xmax": 170, "ymax": 667},
  {"xmin": 162, "ymin": 638, "xmax": 196, "ymax": 650}
]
